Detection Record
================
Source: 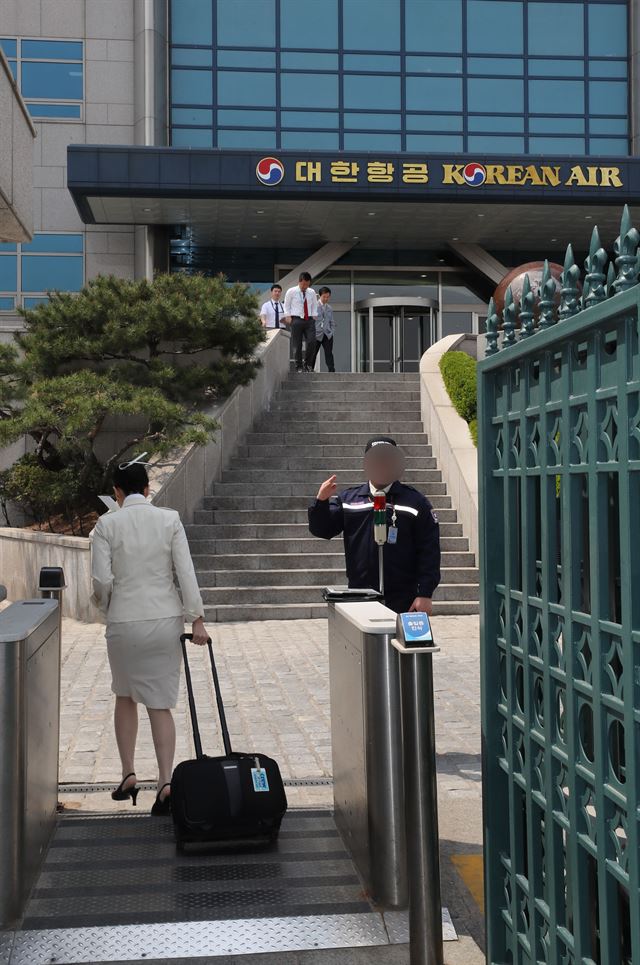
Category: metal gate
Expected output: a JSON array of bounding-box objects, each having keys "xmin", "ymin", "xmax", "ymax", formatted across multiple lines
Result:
[{"xmin": 478, "ymin": 207, "xmax": 640, "ymax": 964}]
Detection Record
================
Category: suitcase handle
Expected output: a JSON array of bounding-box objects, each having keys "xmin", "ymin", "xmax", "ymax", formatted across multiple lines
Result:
[{"xmin": 180, "ymin": 634, "xmax": 233, "ymax": 758}]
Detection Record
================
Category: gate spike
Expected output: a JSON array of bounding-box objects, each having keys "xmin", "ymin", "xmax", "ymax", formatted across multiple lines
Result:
[
  {"xmin": 485, "ymin": 297, "xmax": 499, "ymax": 355},
  {"xmin": 538, "ymin": 259, "xmax": 557, "ymax": 330},
  {"xmin": 502, "ymin": 285, "xmax": 516, "ymax": 347},
  {"xmin": 583, "ymin": 225, "xmax": 608, "ymax": 308},
  {"xmin": 613, "ymin": 203, "xmax": 640, "ymax": 293},
  {"xmin": 518, "ymin": 274, "xmax": 535, "ymax": 339},
  {"xmin": 559, "ymin": 243, "xmax": 581, "ymax": 320},
  {"xmin": 606, "ymin": 261, "xmax": 616, "ymax": 298}
]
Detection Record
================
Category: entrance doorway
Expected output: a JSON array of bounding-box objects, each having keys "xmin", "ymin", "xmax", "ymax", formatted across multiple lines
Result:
[{"xmin": 355, "ymin": 297, "xmax": 438, "ymax": 373}]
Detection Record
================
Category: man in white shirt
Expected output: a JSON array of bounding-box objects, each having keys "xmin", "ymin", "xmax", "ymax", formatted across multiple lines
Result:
[
  {"xmin": 283, "ymin": 271, "xmax": 318, "ymax": 372},
  {"xmin": 260, "ymin": 284, "xmax": 286, "ymax": 329}
]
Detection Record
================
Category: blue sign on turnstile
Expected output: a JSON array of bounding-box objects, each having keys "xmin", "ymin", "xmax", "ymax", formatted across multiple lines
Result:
[{"xmin": 397, "ymin": 612, "xmax": 434, "ymax": 646}]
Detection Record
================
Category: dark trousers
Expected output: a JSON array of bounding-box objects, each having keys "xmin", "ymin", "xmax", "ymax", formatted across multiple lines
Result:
[
  {"xmin": 291, "ymin": 316, "xmax": 316, "ymax": 369},
  {"xmin": 312, "ymin": 334, "xmax": 335, "ymax": 372}
]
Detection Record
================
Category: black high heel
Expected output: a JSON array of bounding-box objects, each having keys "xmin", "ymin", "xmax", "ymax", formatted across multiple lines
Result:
[
  {"xmin": 151, "ymin": 783, "xmax": 171, "ymax": 817},
  {"xmin": 112, "ymin": 773, "xmax": 140, "ymax": 806}
]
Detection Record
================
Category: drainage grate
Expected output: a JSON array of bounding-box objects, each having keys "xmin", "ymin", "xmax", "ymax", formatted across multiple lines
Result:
[{"xmin": 59, "ymin": 778, "xmax": 333, "ymax": 794}]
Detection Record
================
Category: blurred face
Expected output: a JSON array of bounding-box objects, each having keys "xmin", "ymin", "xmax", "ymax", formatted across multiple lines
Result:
[
  {"xmin": 271, "ymin": 287, "xmax": 282, "ymax": 299},
  {"xmin": 299, "ymin": 278, "xmax": 310, "ymax": 291},
  {"xmin": 320, "ymin": 291, "xmax": 331, "ymax": 304},
  {"xmin": 364, "ymin": 445, "xmax": 406, "ymax": 489}
]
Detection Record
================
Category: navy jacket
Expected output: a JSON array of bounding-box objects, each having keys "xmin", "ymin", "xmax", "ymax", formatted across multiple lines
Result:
[{"xmin": 308, "ymin": 480, "xmax": 441, "ymax": 612}]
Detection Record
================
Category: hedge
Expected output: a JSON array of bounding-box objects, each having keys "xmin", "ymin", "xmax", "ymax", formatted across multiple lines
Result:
[{"xmin": 438, "ymin": 351, "xmax": 477, "ymax": 447}]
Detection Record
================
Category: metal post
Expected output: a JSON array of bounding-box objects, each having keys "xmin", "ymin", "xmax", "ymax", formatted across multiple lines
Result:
[
  {"xmin": 378, "ymin": 543, "xmax": 385, "ymax": 597},
  {"xmin": 399, "ymin": 647, "xmax": 443, "ymax": 965}
]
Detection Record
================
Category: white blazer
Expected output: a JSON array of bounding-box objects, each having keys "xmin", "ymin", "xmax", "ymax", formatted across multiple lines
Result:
[{"xmin": 91, "ymin": 495, "xmax": 205, "ymax": 624}]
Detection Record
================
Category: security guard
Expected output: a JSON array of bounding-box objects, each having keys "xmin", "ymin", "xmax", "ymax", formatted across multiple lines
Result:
[{"xmin": 308, "ymin": 436, "xmax": 441, "ymax": 614}]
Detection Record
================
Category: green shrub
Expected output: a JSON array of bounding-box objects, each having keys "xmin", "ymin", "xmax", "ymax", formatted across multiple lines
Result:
[{"xmin": 438, "ymin": 351, "xmax": 478, "ymax": 446}]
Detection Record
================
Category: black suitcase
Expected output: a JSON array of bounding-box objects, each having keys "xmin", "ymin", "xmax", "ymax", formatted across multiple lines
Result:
[{"xmin": 171, "ymin": 634, "xmax": 287, "ymax": 849}]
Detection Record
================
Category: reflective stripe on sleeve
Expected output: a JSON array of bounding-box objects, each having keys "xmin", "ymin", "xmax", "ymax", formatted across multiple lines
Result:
[
  {"xmin": 393, "ymin": 504, "xmax": 419, "ymax": 516},
  {"xmin": 342, "ymin": 502, "xmax": 373, "ymax": 511}
]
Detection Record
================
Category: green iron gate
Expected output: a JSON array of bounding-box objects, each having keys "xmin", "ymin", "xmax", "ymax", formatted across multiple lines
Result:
[{"xmin": 479, "ymin": 207, "xmax": 640, "ymax": 964}]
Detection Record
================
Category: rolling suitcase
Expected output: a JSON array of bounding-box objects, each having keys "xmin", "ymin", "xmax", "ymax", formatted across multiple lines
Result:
[{"xmin": 171, "ymin": 634, "xmax": 287, "ymax": 849}]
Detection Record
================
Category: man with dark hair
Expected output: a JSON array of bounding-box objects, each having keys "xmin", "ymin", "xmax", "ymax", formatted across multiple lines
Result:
[
  {"xmin": 312, "ymin": 286, "xmax": 335, "ymax": 372},
  {"xmin": 284, "ymin": 271, "xmax": 318, "ymax": 372},
  {"xmin": 260, "ymin": 284, "xmax": 285, "ymax": 330}
]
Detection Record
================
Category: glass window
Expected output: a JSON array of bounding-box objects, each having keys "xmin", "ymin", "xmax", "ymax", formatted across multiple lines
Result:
[
  {"xmin": 0, "ymin": 243, "xmax": 17, "ymax": 251},
  {"xmin": 589, "ymin": 80, "xmax": 627, "ymax": 115},
  {"xmin": 468, "ymin": 134, "xmax": 524, "ymax": 152},
  {"xmin": 589, "ymin": 137, "xmax": 628, "ymax": 154},
  {"xmin": 468, "ymin": 57, "xmax": 523, "ymax": 76},
  {"xmin": 344, "ymin": 112, "xmax": 401, "ymax": 130},
  {"xmin": 528, "ymin": 3, "xmax": 583, "ymax": 56},
  {"xmin": 529, "ymin": 116, "xmax": 584, "ymax": 133},
  {"xmin": 0, "ymin": 297, "xmax": 15, "ymax": 311},
  {"xmin": 28, "ymin": 103, "xmax": 82, "ymax": 118},
  {"xmin": 343, "ymin": 0, "xmax": 400, "ymax": 51},
  {"xmin": 217, "ymin": 129, "xmax": 276, "ymax": 148},
  {"xmin": 217, "ymin": 50, "xmax": 275, "ymax": 68},
  {"xmin": 467, "ymin": 77, "xmax": 523, "ymax": 113},
  {"xmin": 23, "ymin": 297, "xmax": 50, "ymax": 309},
  {"xmin": 468, "ymin": 115, "xmax": 524, "ymax": 132},
  {"xmin": 217, "ymin": 0, "xmax": 275, "ymax": 47},
  {"xmin": 171, "ymin": 0, "xmax": 213, "ymax": 45},
  {"xmin": 172, "ymin": 48, "xmax": 213, "ymax": 67},
  {"xmin": 23, "ymin": 234, "xmax": 83, "ymax": 253},
  {"xmin": 172, "ymin": 128, "xmax": 213, "ymax": 146},
  {"xmin": 406, "ymin": 76, "xmax": 462, "ymax": 111},
  {"xmin": 405, "ymin": 55, "xmax": 462, "ymax": 73},
  {"xmin": 6, "ymin": 59, "xmax": 17, "ymax": 79},
  {"xmin": 588, "ymin": 4, "xmax": 627, "ymax": 57},
  {"xmin": 171, "ymin": 68, "xmax": 212, "ymax": 105},
  {"xmin": 344, "ymin": 74, "xmax": 400, "ymax": 110},
  {"xmin": 218, "ymin": 70, "xmax": 276, "ymax": 106},
  {"xmin": 590, "ymin": 117, "xmax": 627, "ymax": 135},
  {"xmin": 282, "ymin": 110, "xmax": 339, "ymax": 126},
  {"xmin": 528, "ymin": 136, "xmax": 585, "ymax": 153},
  {"xmin": 0, "ymin": 256, "xmax": 17, "ymax": 292},
  {"xmin": 281, "ymin": 0, "xmax": 338, "ymax": 49},
  {"xmin": 21, "ymin": 61, "xmax": 83, "ymax": 100},
  {"xmin": 467, "ymin": 1, "xmax": 523, "ymax": 55},
  {"xmin": 281, "ymin": 131, "xmax": 340, "ymax": 148},
  {"xmin": 590, "ymin": 59, "xmax": 627, "ymax": 78},
  {"xmin": 343, "ymin": 54, "xmax": 400, "ymax": 72},
  {"xmin": 343, "ymin": 132, "xmax": 402, "ymax": 150},
  {"xmin": 172, "ymin": 107, "xmax": 214, "ymax": 125},
  {"xmin": 406, "ymin": 113, "xmax": 462, "ymax": 131},
  {"xmin": 281, "ymin": 72, "xmax": 338, "ymax": 108},
  {"xmin": 528, "ymin": 79, "xmax": 584, "ymax": 114},
  {"xmin": 0, "ymin": 39, "xmax": 17, "ymax": 57},
  {"xmin": 406, "ymin": 133, "xmax": 463, "ymax": 151},
  {"xmin": 217, "ymin": 108, "xmax": 276, "ymax": 126},
  {"xmin": 22, "ymin": 255, "xmax": 83, "ymax": 293},
  {"xmin": 405, "ymin": 0, "xmax": 462, "ymax": 54},
  {"xmin": 528, "ymin": 58, "xmax": 584, "ymax": 77},
  {"xmin": 21, "ymin": 39, "xmax": 83, "ymax": 59},
  {"xmin": 281, "ymin": 52, "xmax": 338, "ymax": 70}
]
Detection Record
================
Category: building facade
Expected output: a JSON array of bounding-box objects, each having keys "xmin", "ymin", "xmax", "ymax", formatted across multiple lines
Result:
[{"xmin": 1, "ymin": 0, "xmax": 637, "ymax": 371}]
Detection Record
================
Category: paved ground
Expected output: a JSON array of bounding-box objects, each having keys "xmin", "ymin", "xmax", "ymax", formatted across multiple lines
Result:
[{"xmin": 53, "ymin": 613, "xmax": 484, "ymax": 963}]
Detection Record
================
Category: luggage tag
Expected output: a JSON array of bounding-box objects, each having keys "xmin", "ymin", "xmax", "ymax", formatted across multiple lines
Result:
[{"xmin": 251, "ymin": 756, "xmax": 270, "ymax": 793}]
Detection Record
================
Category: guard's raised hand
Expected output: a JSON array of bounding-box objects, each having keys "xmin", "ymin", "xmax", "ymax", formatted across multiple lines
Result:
[{"xmin": 317, "ymin": 475, "xmax": 338, "ymax": 501}]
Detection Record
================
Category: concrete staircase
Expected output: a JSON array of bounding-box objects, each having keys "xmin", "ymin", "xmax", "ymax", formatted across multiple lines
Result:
[{"xmin": 186, "ymin": 372, "xmax": 479, "ymax": 622}]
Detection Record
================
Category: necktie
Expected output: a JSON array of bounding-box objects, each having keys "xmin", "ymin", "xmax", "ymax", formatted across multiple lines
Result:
[
  {"xmin": 273, "ymin": 301, "xmax": 280, "ymax": 328},
  {"xmin": 303, "ymin": 292, "xmax": 308, "ymax": 320}
]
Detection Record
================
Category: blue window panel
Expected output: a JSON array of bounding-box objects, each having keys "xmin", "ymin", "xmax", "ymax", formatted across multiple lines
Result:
[
  {"xmin": 588, "ymin": 137, "xmax": 629, "ymax": 155},
  {"xmin": 171, "ymin": 0, "xmax": 212, "ymax": 45},
  {"xmin": 405, "ymin": 0, "xmax": 462, "ymax": 54},
  {"xmin": 406, "ymin": 76, "xmax": 462, "ymax": 112},
  {"xmin": 468, "ymin": 57, "xmax": 523, "ymax": 76},
  {"xmin": 467, "ymin": 77, "xmax": 523, "ymax": 113},
  {"xmin": 172, "ymin": 107, "xmax": 213, "ymax": 125},
  {"xmin": 529, "ymin": 116, "xmax": 585, "ymax": 134},
  {"xmin": 21, "ymin": 39, "xmax": 83, "ymax": 60},
  {"xmin": 0, "ymin": 38, "xmax": 16, "ymax": 57},
  {"xmin": 282, "ymin": 110, "xmax": 339, "ymax": 126},
  {"xmin": 406, "ymin": 133, "xmax": 464, "ymax": 151},
  {"xmin": 171, "ymin": 68, "xmax": 212, "ymax": 105},
  {"xmin": 281, "ymin": 72, "xmax": 338, "ymax": 109},
  {"xmin": 528, "ymin": 3, "xmax": 583, "ymax": 56},
  {"xmin": 282, "ymin": 52, "xmax": 338, "ymax": 70},
  {"xmin": 467, "ymin": 134, "xmax": 525, "ymax": 152},
  {"xmin": 528, "ymin": 58, "xmax": 584, "ymax": 77},
  {"xmin": 171, "ymin": 127, "xmax": 213, "ymax": 146},
  {"xmin": 406, "ymin": 113, "xmax": 462, "ymax": 132},
  {"xmin": 467, "ymin": 1, "xmax": 523, "ymax": 55},
  {"xmin": 281, "ymin": 131, "xmax": 340, "ymax": 149},
  {"xmin": 171, "ymin": 48, "xmax": 213, "ymax": 67},
  {"xmin": 28, "ymin": 103, "xmax": 82, "ymax": 118},
  {"xmin": 217, "ymin": 0, "xmax": 275, "ymax": 47},
  {"xmin": 529, "ymin": 79, "xmax": 584, "ymax": 114},
  {"xmin": 468, "ymin": 115, "xmax": 524, "ymax": 132},
  {"xmin": 590, "ymin": 117, "xmax": 628, "ymax": 135},
  {"xmin": 528, "ymin": 136, "xmax": 586, "ymax": 153},
  {"xmin": 344, "ymin": 74, "xmax": 401, "ymax": 111},
  {"xmin": 589, "ymin": 80, "xmax": 627, "ymax": 115},
  {"xmin": 343, "ymin": 132, "xmax": 402, "ymax": 150},
  {"xmin": 218, "ymin": 70, "xmax": 275, "ymax": 107},
  {"xmin": 23, "ymin": 234, "xmax": 83, "ymax": 253},
  {"xmin": 217, "ymin": 129, "xmax": 276, "ymax": 148},
  {"xmin": 344, "ymin": 112, "xmax": 401, "ymax": 131},
  {"xmin": 7, "ymin": 60, "xmax": 17, "ymax": 79},
  {"xmin": 589, "ymin": 59, "xmax": 627, "ymax": 78},
  {"xmin": 22, "ymin": 255, "xmax": 83, "ymax": 293},
  {"xmin": 217, "ymin": 108, "xmax": 275, "ymax": 126},
  {"xmin": 23, "ymin": 297, "xmax": 50, "ymax": 309},
  {"xmin": 21, "ymin": 61, "xmax": 83, "ymax": 100},
  {"xmin": 0, "ymin": 297, "xmax": 15, "ymax": 311},
  {"xmin": 0, "ymin": 256, "xmax": 17, "ymax": 292},
  {"xmin": 588, "ymin": 4, "xmax": 627, "ymax": 57},
  {"xmin": 281, "ymin": 0, "xmax": 338, "ymax": 49},
  {"xmin": 217, "ymin": 50, "xmax": 275, "ymax": 68},
  {"xmin": 405, "ymin": 55, "xmax": 462, "ymax": 73},
  {"xmin": 0, "ymin": 242, "xmax": 16, "ymax": 251},
  {"xmin": 343, "ymin": 54, "xmax": 400, "ymax": 72},
  {"xmin": 343, "ymin": 0, "xmax": 400, "ymax": 51}
]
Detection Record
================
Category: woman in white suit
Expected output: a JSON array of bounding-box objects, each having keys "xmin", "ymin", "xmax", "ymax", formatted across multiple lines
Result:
[{"xmin": 91, "ymin": 459, "xmax": 209, "ymax": 815}]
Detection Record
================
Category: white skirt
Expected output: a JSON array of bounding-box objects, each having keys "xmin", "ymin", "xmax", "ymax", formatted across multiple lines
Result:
[{"xmin": 106, "ymin": 615, "xmax": 185, "ymax": 709}]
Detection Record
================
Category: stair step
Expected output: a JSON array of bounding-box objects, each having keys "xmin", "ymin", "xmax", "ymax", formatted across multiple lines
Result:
[
  {"xmin": 188, "ymin": 536, "xmax": 468, "ymax": 554},
  {"xmin": 188, "ymin": 521, "xmax": 463, "ymax": 540},
  {"xmin": 253, "ymin": 421, "xmax": 425, "ymax": 433},
  {"xmin": 220, "ymin": 469, "xmax": 442, "ymax": 485},
  {"xmin": 192, "ymin": 550, "xmax": 475, "ymax": 570},
  {"xmin": 193, "ymin": 507, "xmax": 459, "ymax": 527},
  {"xmin": 243, "ymin": 433, "xmax": 429, "ymax": 447},
  {"xmin": 204, "ymin": 600, "xmax": 479, "ymax": 622},
  {"xmin": 196, "ymin": 567, "xmax": 479, "ymax": 588},
  {"xmin": 289, "ymin": 372, "xmax": 420, "ymax": 382},
  {"xmin": 228, "ymin": 456, "xmax": 437, "ymax": 470},
  {"xmin": 200, "ymin": 583, "xmax": 479, "ymax": 604},
  {"xmin": 269, "ymin": 401, "xmax": 420, "ymax": 413},
  {"xmin": 200, "ymin": 495, "xmax": 453, "ymax": 515},
  {"xmin": 209, "ymin": 482, "xmax": 448, "ymax": 497},
  {"xmin": 277, "ymin": 389, "xmax": 421, "ymax": 401}
]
